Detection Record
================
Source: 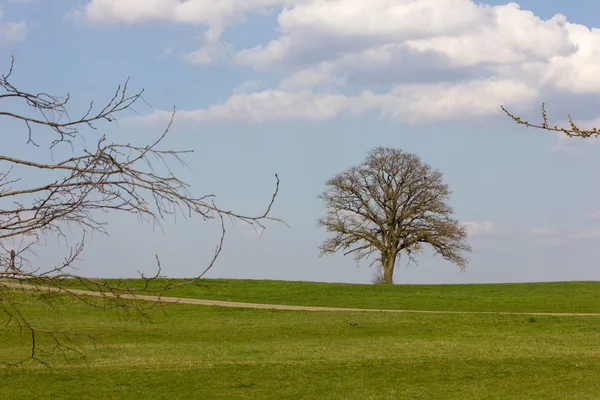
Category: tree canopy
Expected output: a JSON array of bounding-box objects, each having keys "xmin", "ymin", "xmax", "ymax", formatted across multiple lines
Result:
[{"xmin": 318, "ymin": 147, "xmax": 471, "ymax": 284}]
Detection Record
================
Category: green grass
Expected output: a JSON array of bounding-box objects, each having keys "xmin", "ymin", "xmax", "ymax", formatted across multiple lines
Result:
[
  {"xmin": 1, "ymin": 281, "xmax": 600, "ymax": 399},
  {"xmin": 56, "ymin": 278, "xmax": 600, "ymax": 313}
]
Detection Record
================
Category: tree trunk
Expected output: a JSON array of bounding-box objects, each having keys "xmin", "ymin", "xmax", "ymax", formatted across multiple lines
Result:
[{"xmin": 382, "ymin": 252, "xmax": 396, "ymax": 284}]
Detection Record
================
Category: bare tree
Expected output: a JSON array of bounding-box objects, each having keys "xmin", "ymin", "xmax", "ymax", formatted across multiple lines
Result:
[
  {"xmin": 0, "ymin": 57, "xmax": 280, "ymax": 365},
  {"xmin": 318, "ymin": 147, "xmax": 471, "ymax": 284}
]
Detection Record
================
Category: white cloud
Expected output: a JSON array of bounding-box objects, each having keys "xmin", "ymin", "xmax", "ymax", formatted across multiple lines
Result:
[
  {"xmin": 535, "ymin": 237, "xmax": 568, "ymax": 247},
  {"xmin": 280, "ymin": 65, "xmax": 336, "ymax": 90},
  {"xmin": 405, "ymin": 4, "xmax": 575, "ymax": 68},
  {"xmin": 462, "ymin": 221, "xmax": 497, "ymax": 237},
  {"xmin": 540, "ymin": 24, "xmax": 600, "ymax": 94},
  {"xmin": 230, "ymin": 0, "xmax": 600, "ymax": 123},
  {"xmin": 78, "ymin": 0, "xmax": 280, "ymax": 39},
  {"xmin": 81, "ymin": 0, "xmax": 273, "ymax": 24},
  {"xmin": 528, "ymin": 227, "xmax": 566, "ymax": 246},
  {"xmin": 528, "ymin": 225, "xmax": 600, "ymax": 245},
  {"xmin": 75, "ymin": 0, "xmax": 282, "ymax": 62},
  {"xmin": 222, "ymin": 1, "xmax": 588, "ymax": 123},
  {"xmin": 182, "ymin": 41, "xmax": 232, "ymax": 65},
  {"xmin": 232, "ymin": 80, "xmax": 263, "ymax": 95},
  {"xmin": 379, "ymin": 79, "xmax": 537, "ymax": 123},
  {"xmin": 132, "ymin": 78, "xmax": 537, "ymax": 125},
  {"xmin": 234, "ymin": 1, "xmax": 575, "ymax": 75},
  {"xmin": 277, "ymin": 0, "xmax": 491, "ymax": 41},
  {"xmin": 0, "ymin": 20, "xmax": 26, "ymax": 43},
  {"xmin": 0, "ymin": 7, "xmax": 27, "ymax": 44},
  {"xmin": 94, "ymin": 0, "xmax": 600, "ymax": 124},
  {"xmin": 585, "ymin": 211, "xmax": 600, "ymax": 219},
  {"xmin": 75, "ymin": 0, "xmax": 282, "ymax": 64},
  {"xmin": 571, "ymin": 227, "xmax": 600, "ymax": 239},
  {"xmin": 530, "ymin": 227, "xmax": 560, "ymax": 237},
  {"xmin": 134, "ymin": 90, "xmax": 353, "ymax": 125},
  {"xmin": 236, "ymin": 223, "xmax": 266, "ymax": 241},
  {"xmin": 159, "ymin": 46, "xmax": 173, "ymax": 59}
]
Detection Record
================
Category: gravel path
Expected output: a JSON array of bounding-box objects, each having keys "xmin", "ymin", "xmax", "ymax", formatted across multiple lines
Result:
[{"xmin": 5, "ymin": 283, "xmax": 600, "ymax": 317}]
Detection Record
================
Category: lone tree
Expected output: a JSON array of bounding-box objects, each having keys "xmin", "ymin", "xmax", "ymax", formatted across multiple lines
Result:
[{"xmin": 318, "ymin": 147, "xmax": 471, "ymax": 284}]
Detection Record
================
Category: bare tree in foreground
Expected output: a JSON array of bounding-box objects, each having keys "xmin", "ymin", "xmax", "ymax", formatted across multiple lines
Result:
[
  {"xmin": 0, "ymin": 57, "xmax": 280, "ymax": 365},
  {"xmin": 318, "ymin": 147, "xmax": 471, "ymax": 284}
]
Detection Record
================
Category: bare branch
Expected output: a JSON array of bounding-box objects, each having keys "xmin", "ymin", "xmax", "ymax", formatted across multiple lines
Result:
[{"xmin": 0, "ymin": 57, "xmax": 281, "ymax": 365}]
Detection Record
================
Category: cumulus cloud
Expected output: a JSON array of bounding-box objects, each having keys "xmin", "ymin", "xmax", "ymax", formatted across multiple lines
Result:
[
  {"xmin": 527, "ymin": 227, "xmax": 566, "ymax": 246},
  {"xmin": 278, "ymin": 0, "xmax": 489, "ymax": 39},
  {"xmin": 133, "ymin": 90, "xmax": 353, "ymax": 125},
  {"xmin": 79, "ymin": 0, "xmax": 280, "ymax": 27},
  {"xmin": 461, "ymin": 221, "xmax": 497, "ymax": 237},
  {"xmin": 540, "ymin": 24, "xmax": 600, "ymax": 94},
  {"xmin": 378, "ymin": 79, "xmax": 537, "ymax": 122},
  {"xmin": 530, "ymin": 227, "xmax": 560, "ymax": 237},
  {"xmin": 584, "ymin": 211, "xmax": 600, "ymax": 219},
  {"xmin": 159, "ymin": 46, "xmax": 173, "ymax": 59},
  {"xmin": 280, "ymin": 65, "xmax": 336, "ymax": 90},
  {"xmin": 571, "ymin": 227, "xmax": 600, "ymax": 239},
  {"xmin": 230, "ymin": 0, "xmax": 600, "ymax": 123},
  {"xmin": 104, "ymin": 0, "xmax": 600, "ymax": 124},
  {"xmin": 405, "ymin": 5, "xmax": 575, "ymax": 67},
  {"xmin": 236, "ymin": 223, "xmax": 266, "ymax": 241},
  {"xmin": 133, "ymin": 78, "xmax": 537, "ymax": 125},
  {"xmin": 234, "ymin": 1, "xmax": 576, "ymax": 75},
  {"xmin": 75, "ymin": 0, "xmax": 281, "ymax": 62},
  {"xmin": 182, "ymin": 41, "xmax": 233, "ymax": 64},
  {"xmin": 528, "ymin": 225, "xmax": 600, "ymax": 245},
  {"xmin": 0, "ymin": 7, "xmax": 27, "ymax": 44},
  {"xmin": 236, "ymin": 0, "xmax": 489, "ymax": 70}
]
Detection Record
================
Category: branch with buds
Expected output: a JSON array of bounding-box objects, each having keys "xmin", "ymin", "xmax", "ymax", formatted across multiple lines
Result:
[{"xmin": 502, "ymin": 103, "xmax": 600, "ymax": 138}]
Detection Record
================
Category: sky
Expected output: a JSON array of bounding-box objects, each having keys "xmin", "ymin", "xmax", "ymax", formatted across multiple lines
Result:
[{"xmin": 2, "ymin": 0, "xmax": 600, "ymax": 284}]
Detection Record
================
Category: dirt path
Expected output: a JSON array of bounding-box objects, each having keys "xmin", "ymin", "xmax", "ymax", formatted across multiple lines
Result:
[{"xmin": 5, "ymin": 283, "xmax": 600, "ymax": 317}]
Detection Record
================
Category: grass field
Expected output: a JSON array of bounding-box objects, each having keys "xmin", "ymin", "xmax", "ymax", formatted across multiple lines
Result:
[
  {"xmin": 1, "ymin": 280, "xmax": 600, "ymax": 399},
  {"xmin": 58, "ymin": 278, "xmax": 600, "ymax": 313}
]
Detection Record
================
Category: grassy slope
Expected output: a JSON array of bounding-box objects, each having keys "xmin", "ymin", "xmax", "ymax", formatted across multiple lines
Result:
[
  {"xmin": 57, "ymin": 278, "xmax": 600, "ymax": 313},
  {"xmin": 1, "ymin": 282, "xmax": 600, "ymax": 399}
]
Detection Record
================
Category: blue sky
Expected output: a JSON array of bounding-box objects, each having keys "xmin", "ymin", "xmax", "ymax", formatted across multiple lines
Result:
[{"xmin": 2, "ymin": 0, "xmax": 600, "ymax": 284}]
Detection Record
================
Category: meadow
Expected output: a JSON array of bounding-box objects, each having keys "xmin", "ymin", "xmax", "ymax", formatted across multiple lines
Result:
[
  {"xmin": 1, "ymin": 280, "xmax": 600, "ymax": 399},
  {"xmin": 58, "ymin": 278, "xmax": 600, "ymax": 313}
]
